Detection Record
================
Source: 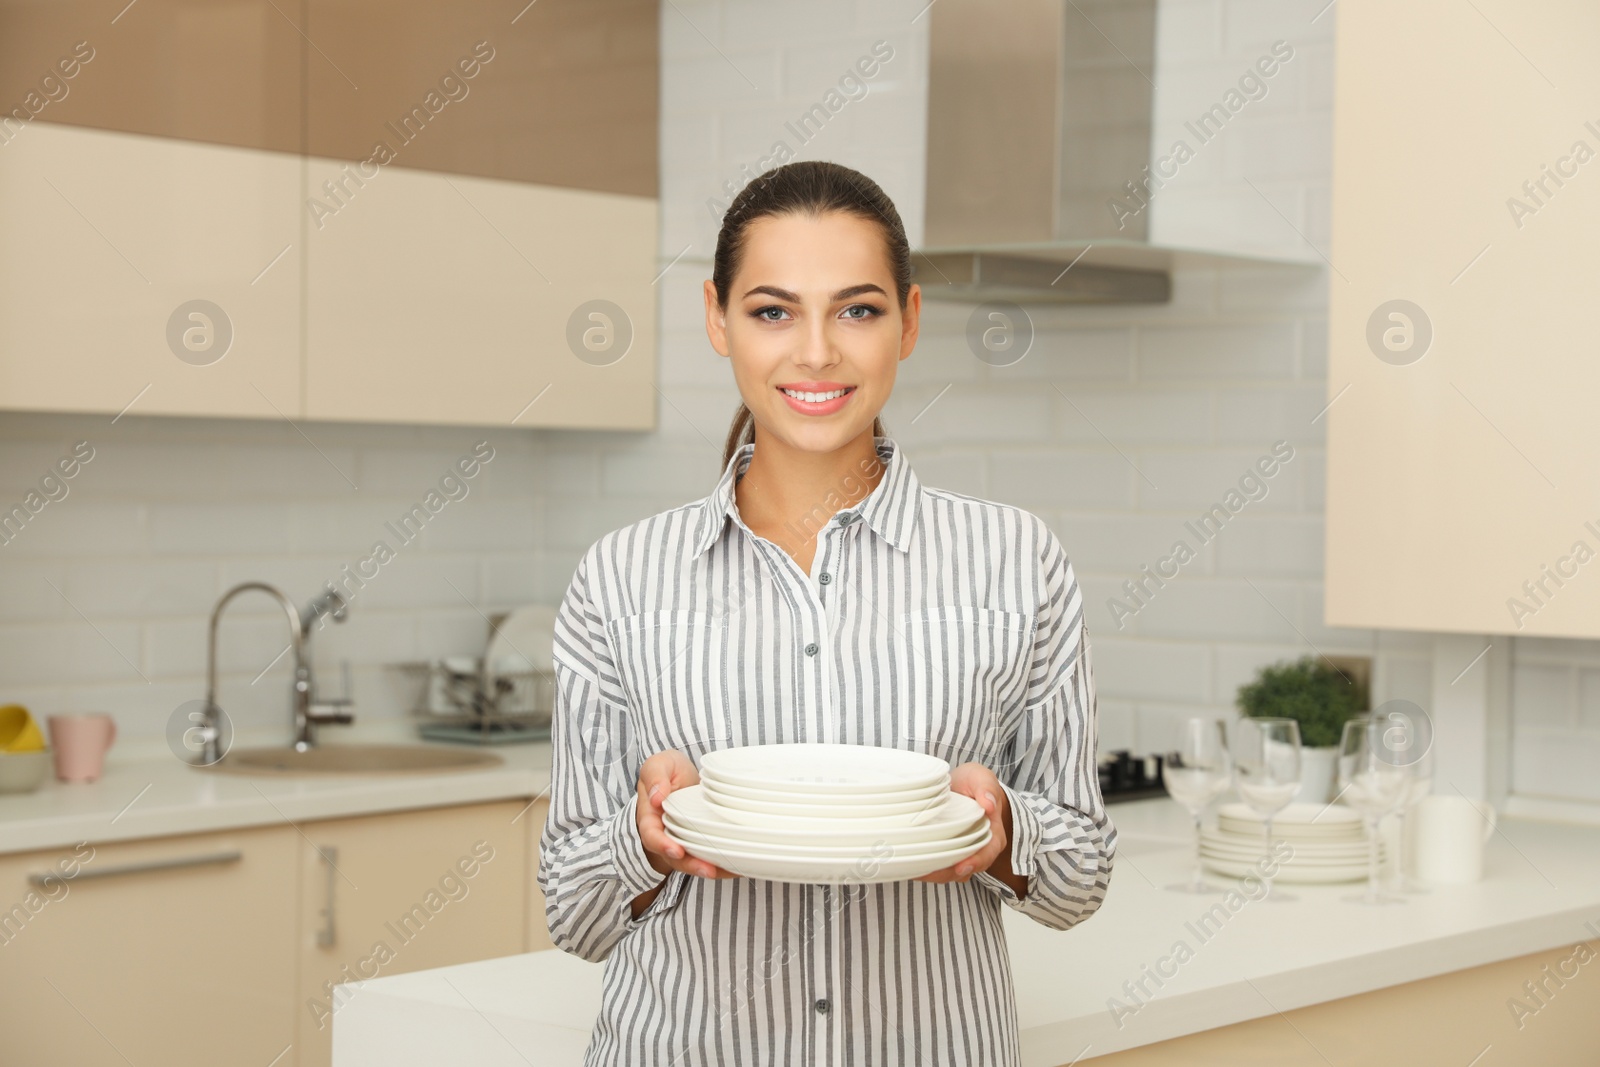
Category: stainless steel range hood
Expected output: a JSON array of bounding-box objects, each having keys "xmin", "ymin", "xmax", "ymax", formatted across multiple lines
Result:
[{"xmin": 915, "ymin": 0, "xmax": 1303, "ymax": 304}]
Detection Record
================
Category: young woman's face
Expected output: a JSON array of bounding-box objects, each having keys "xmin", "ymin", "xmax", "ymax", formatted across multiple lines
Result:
[{"xmin": 705, "ymin": 210, "xmax": 919, "ymax": 456}]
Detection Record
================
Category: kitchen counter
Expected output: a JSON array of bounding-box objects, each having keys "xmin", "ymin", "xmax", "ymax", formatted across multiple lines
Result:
[
  {"xmin": 0, "ymin": 726, "xmax": 554, "ymax": 856},
  {"xmin": 330, "ymin": 799, "xmax": 1600, "ymax": 1066}
]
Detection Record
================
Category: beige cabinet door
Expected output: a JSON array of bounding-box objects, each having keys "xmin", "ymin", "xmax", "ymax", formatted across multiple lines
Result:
[
  {"xmin": 0, "ymin": 826, "xmax": 299, "ymax": 1067},
  {"xmin": 295, "ymin": 799, "xmax": 529, "ymax": 1067},
  {"xmin": 522, "ymin": 795, "xmax": 553, "ymax": 952},
  {"xmin": 0, "ymin": 122, "xmax": 302, "ymax": 419},
  {"xmin": 302, "ymin": 160, "xmax": 658, "ymax": 429}
]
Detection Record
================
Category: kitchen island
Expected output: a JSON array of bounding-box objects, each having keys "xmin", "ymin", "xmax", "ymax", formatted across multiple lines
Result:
[{"xmin": 331, "ymin": 797, "xmax": 1600, "ymax": 1067}]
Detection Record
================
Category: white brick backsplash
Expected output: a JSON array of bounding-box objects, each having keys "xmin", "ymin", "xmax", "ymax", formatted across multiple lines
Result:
[
  {"xmin": 0, "ymin": 621, "xmax": 144, "ymax": 686},
  {"xmin": 1056, "ymin": 514, "xmax": 1220, "ymax": 575},
  {"xmin": 151, "ymin": 503, "xmax": 293, "ymax": 554},
  {"xmin": 1132, "ymin": 577, "xmax": 1303, "ymax": 643},
  {"xmin": 1003, "ymin": 328, "xmax": 1134, "ymax": 382},
  {"xmin": 1512, "ymin": 731, "xmax": 1600, "ymax": 802},
  {"xmin": 1212, "ymin": 643, "xmax": 1306, "ymax": 707},
  {"xmin": 62, "ymin": 560, "xmax": 218, "ymax": 618},
  {"xmin": 1213, "ymin": 515, "xmax": 1324, "ymax": 575},
  {"xmin": 1211, "ymin": 385, "xmax": 1325, "ymax": 445},
  {"xmin": 1138, "ymin": 321, "xmax": 1298, "ymax": 380},
  {"xmin": 1053, "ymin": 387, "xmax": 1212, "ymax": 445},
  {"xmin": 1093, "ymin": 637, "xmax": 1211, "ymax": 703},
  {"xmin": 1136, "ymin": 450, "xmax": 1300, "ymax": 513},
  {"xmin": 1512, "ymin": 664, "xmax": 1575, "ymax": 728},
  {"xmin": 987, "ymin": 450, "xmax": 1135, "ymax": 510}
]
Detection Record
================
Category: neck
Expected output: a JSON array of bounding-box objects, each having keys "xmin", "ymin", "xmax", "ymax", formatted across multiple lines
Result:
[{"xmin": 734, "ymin": 425, "xmax": 885, "ymax": 557}]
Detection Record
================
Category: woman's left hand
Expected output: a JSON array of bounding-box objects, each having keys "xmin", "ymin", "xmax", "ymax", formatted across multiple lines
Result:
[{"xmin": 911, "ymin": 762, "xmax": 1009, "ymax": 883}]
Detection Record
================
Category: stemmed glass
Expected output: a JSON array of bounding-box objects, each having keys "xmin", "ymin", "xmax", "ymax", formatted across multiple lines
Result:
[
  {"xmin": 1383, "ymin": 708, "xmax": 1434, "ymax": 894},
  {"xmin": 1337, "ymin": 715, "xmax": 1410, "ymax": 905},
  {"xmin": 1161, "ymin": 718, "xmax": 1233, "ymax": 893},
  {"xmin": 1232, "ymin": 717, "xmax": 1302, "ymax": 902}
]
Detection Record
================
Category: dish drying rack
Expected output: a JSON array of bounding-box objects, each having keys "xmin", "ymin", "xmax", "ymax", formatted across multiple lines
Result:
[{"xmin": 389, "ymin": 659, "xmax": 554, "ymax": 745}]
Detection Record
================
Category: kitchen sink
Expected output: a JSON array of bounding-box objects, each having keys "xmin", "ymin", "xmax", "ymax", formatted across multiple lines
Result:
[{"xmin": 204, "ymin": 743, "xmax": 504, "ymax": 775}]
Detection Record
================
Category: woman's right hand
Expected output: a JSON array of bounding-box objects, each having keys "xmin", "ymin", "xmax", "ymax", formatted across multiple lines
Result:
[{"xmin": 636, "ymin": 749, "xmax": 739, "ymax": 881}]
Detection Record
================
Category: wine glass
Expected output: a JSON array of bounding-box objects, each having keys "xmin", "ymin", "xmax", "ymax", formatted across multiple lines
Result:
[
  {"xmin": 1337, "ymin": 715, "xmax": 1410, "ymax": 905},
  {"xmin": 1161, "ymin": 718, "xmax": 1233, "ymax": 893},
  {"xmin": 1232, "ymin": 717, "xmax": 1302, "ymax": 902},
  {"xmin": 1378, "ymin": 704, "xmax": 1434, "ymax": 894}
]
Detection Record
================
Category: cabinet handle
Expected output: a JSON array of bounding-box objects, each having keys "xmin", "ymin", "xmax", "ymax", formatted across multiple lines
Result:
[
  {"xmin": 27, "ymin": 850, "xmax": 241, "ymax": 886},
  {"xmin": 316, "ymin": 846, "xmax": 338, "ymax": 948}
]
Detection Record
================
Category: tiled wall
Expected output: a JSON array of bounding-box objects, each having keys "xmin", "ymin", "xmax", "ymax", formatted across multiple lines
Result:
[{"xmin": 1, "ymin": 0, "xmax": 1595, "ymax": 799}]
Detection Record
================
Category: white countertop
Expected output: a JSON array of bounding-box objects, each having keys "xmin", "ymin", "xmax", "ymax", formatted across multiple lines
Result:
[
  {"xmin": 0, "ymin": 726, "xmax": 553, "ymax": 855},
  {"xmin": 330, "ymin": 799, "xmax": 1600, "ymax": 1066}
]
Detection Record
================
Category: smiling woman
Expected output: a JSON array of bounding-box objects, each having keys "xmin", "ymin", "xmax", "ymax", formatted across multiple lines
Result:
[{"xmin": 537, "ymin": 161, "xmax": 1116, "ymax": 1067}]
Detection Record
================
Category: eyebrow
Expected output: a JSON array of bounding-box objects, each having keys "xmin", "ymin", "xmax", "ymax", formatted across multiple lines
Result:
[{"xmin": 742, "ymin": 283, "xmax": 888, "ymax": 303}]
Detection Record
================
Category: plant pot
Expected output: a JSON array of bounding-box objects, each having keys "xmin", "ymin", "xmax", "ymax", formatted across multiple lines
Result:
[{"xmin": 1296, "ymin": 745, "xmax": 1338, "ymax": 803}]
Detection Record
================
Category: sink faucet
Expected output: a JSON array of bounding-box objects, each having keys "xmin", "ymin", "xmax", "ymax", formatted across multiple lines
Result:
[{"xmin": 198, "ymin": 582, "xmax": 354, "ymax": 764}]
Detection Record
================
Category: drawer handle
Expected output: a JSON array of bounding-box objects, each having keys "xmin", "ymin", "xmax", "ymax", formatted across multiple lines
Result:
[
  {"xmin": 316, "ymin": 846, "xmax": 338, "ymax": 948},
  {"xmin": 27, "ymin": 850, "xmax": 241, "ymax": 886}
]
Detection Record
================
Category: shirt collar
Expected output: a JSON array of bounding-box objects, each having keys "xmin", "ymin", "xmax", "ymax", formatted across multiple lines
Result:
[{"xmin": 691, "ymin": 435, "xmax": 921, "ymax": 559}]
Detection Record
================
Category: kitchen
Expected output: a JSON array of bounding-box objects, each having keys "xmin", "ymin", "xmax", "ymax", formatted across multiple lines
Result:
[{"xmin": 2, "ymin": 0, "xmax": 1598, "ymax": 1065}]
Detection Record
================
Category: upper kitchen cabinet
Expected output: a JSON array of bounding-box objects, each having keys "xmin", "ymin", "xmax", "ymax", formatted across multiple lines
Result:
[
  {"xmin": 0, "ymin": 0, "xmax": 659, "ymax": 430},
  {"xmin": 0, "ymin": 1, "xmax": 303, "ymax": 419},
  {"xmin": 300, "ymin": 0, "xmax": 658, "ymax": 428},
  {"xmin": 1326, "ymin": 1, "xmax": 1600, "ymax": 637}
]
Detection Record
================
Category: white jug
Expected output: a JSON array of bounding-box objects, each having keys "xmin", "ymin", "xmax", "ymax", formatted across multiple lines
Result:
[{"xmin": 1406, "ymin": 795, "xmax": 1496, "ymax": 885}]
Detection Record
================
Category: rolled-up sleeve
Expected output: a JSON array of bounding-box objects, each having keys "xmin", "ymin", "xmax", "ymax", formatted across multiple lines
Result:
[
  {"xmin": 971, "ymin": 523, "xmax": 1117, "ymax": 929},
  {"xmin": 536, "ymin": 552, "xmax": 687, "ymax": 963}
]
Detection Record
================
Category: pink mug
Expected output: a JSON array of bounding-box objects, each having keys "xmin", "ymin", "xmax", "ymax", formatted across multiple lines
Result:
[{"xmin": 47, "ymin": 713, "xmax": 117, "ymax": 782}]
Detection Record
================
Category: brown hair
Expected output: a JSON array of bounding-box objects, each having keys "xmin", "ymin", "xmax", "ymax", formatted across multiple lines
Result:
[{"xmin": 713, "ymin": 161, "xmax": 909, "ymax": 468}]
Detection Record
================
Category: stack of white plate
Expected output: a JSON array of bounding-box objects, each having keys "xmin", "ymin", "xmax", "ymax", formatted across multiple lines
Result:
[
  {"xmin": 662, "ymin": 743, "xmax": 991, "ymax": 884},
  {"xmin": 1199, "ymin": 802, "xmax": 1386, "ymax": 884}
]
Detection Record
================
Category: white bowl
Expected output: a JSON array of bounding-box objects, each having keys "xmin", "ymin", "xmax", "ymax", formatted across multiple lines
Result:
[
  {"xmin": 664, "ymin": 785, "xmax": 984, "ymax": 845},
  {"xmin": 698, "ymin": 743, "xmax": 949, "ymax": 794}
]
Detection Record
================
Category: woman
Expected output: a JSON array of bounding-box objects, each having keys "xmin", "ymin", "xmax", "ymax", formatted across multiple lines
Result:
[{"xmin": 538, "ymin": 161, "xmax": 1116, "ymax": 1066}]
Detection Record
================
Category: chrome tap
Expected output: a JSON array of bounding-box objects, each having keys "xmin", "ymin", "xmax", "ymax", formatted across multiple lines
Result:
[{"xmin": 198, "ymin": 582, "xmax": 354, "ymax": 764}]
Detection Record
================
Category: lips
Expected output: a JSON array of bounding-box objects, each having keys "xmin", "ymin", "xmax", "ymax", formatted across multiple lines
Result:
[{"xmin": 777, "ymin": 383, "xmax": 856, "ymax": 416}]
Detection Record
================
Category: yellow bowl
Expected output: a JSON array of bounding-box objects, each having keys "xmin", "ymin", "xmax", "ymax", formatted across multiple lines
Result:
[{"xmin": 0, "ymin": 705, "xmax": 46, "ymax": 752}]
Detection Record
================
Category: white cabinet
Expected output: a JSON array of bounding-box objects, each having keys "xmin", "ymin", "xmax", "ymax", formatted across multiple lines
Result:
[{"xmin": 1326, "ymin": 0, "xmax": 1600, "ymax": 638}]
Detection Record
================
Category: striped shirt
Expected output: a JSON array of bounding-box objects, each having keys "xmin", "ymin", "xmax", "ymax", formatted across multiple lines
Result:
[{"xmin": 538, "ymin": 435, "xmax": 1116, "ymax": 1066}]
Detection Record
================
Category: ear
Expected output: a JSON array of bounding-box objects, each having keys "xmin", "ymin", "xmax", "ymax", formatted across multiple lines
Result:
[
  {"xmin": 898, "ymin": 283, "xmax": 921, "ymax": 362},
  {"xmin": 704, "ymin": 279, "xmax": 730, "ymax": 357}
]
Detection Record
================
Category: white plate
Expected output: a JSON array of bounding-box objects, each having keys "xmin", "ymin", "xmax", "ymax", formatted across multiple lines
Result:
[
  {"xmin": 704, "ymin": 787, "xmax": 947, "ymax": 821},
  {"xmin": 1199, "ymin": 853, "xmax": 1372, "ymax": 884},
  {"xmin": 1200, "ymin": 845, "xmax": 1384, "ymax": 868},
  {"xmin": 669, "ymin": 828, "xmax": 992, "ymax": 884},
  {"xmin": 1217, "ymin": 802, "xmax": 1363, "ymax": 831},
  {"xmin": 698, "ymin": 743, "xmax": 949, "ymax": 794},
  {"xmin": 486, "ymin": 605, "xmax": 557, "ymax": 673},
  {"xmin": 664, "ymin": 785, "xmax": 984, "ymax": 844},
  {"xmin": 700, "ymin": 774, "xmax": 949, "ymax": 805},
  {"xmin": 1201, "ymin": 830, "xmax": 1380, "ymax": 862},
  {"xmin": 665, "ymin": 818, "xmax": 989, "ymax": 858}
]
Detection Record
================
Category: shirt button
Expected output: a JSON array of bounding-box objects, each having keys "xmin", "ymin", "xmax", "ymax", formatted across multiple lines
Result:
[
  {"xmin": 836, "ymin": 512, "xmax": 856, "ymax": 526},
  {"xmin": 814, "ymin": 998, "xmax": 830, "ymax": 1014},
  {"xmin": 818, "ymin": 573, "xmax": 832, "ymax": 585},
  {"xmin": 804, "ymin": 642, "xmax": 818, "ymax": 656}
]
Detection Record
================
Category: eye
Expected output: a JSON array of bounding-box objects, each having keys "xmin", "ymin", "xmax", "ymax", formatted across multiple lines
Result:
[
  {"xmin": 840, "ymin": 303, "xmax": 883, "ymax": 320},
  {"xmin": 751, "ymin": 305, "xmax": 790, "ymax": 322}
]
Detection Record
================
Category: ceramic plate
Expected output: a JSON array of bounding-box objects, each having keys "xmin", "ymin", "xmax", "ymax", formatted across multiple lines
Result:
[
  {"xmin": 664, "ymin": 785, "xmax": 984, "ymax": 844},
  {"xmin": 1199, "ymin": 853, "xmax": 1372, "ymax": 884},
  {"xmin": 698, "ymin": 743, "xmax": 950, "ymax": 794},
  {"xmin": 665, "ymin": 818, "xmax": 989, "ymax": 858},
  {"xmin": 670, "ymin": 828, "xmax": 992, "ymax": 884}
]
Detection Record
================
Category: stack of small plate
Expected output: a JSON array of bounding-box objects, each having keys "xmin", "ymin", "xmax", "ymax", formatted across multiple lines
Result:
[
  {"xmin": 1200, "ymin": 802, "xmax": 1386, "ymax": 884},
  {"xmin": 662, "ymin": 743, "xmax": 991, "ymax": 884}
]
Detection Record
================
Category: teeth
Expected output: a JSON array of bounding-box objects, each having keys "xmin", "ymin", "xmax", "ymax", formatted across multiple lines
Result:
[{"xmin": 782, "ymin": 388, "xmax": 849, "ymax": 403}]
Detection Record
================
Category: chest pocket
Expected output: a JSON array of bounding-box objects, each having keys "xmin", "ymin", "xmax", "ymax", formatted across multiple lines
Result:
[
  {"xmin": 892, "ymin": 605, "xmax": 1034, "ymax": 767},
  {"xmin": 606, "ymin": 609, "xmax": 732, "ymax": 761}
]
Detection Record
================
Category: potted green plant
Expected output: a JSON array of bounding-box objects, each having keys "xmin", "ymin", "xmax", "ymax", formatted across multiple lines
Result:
[{"xmin": 1236, "ymin": 656, "xmax": 1366, "ymax": 803}]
